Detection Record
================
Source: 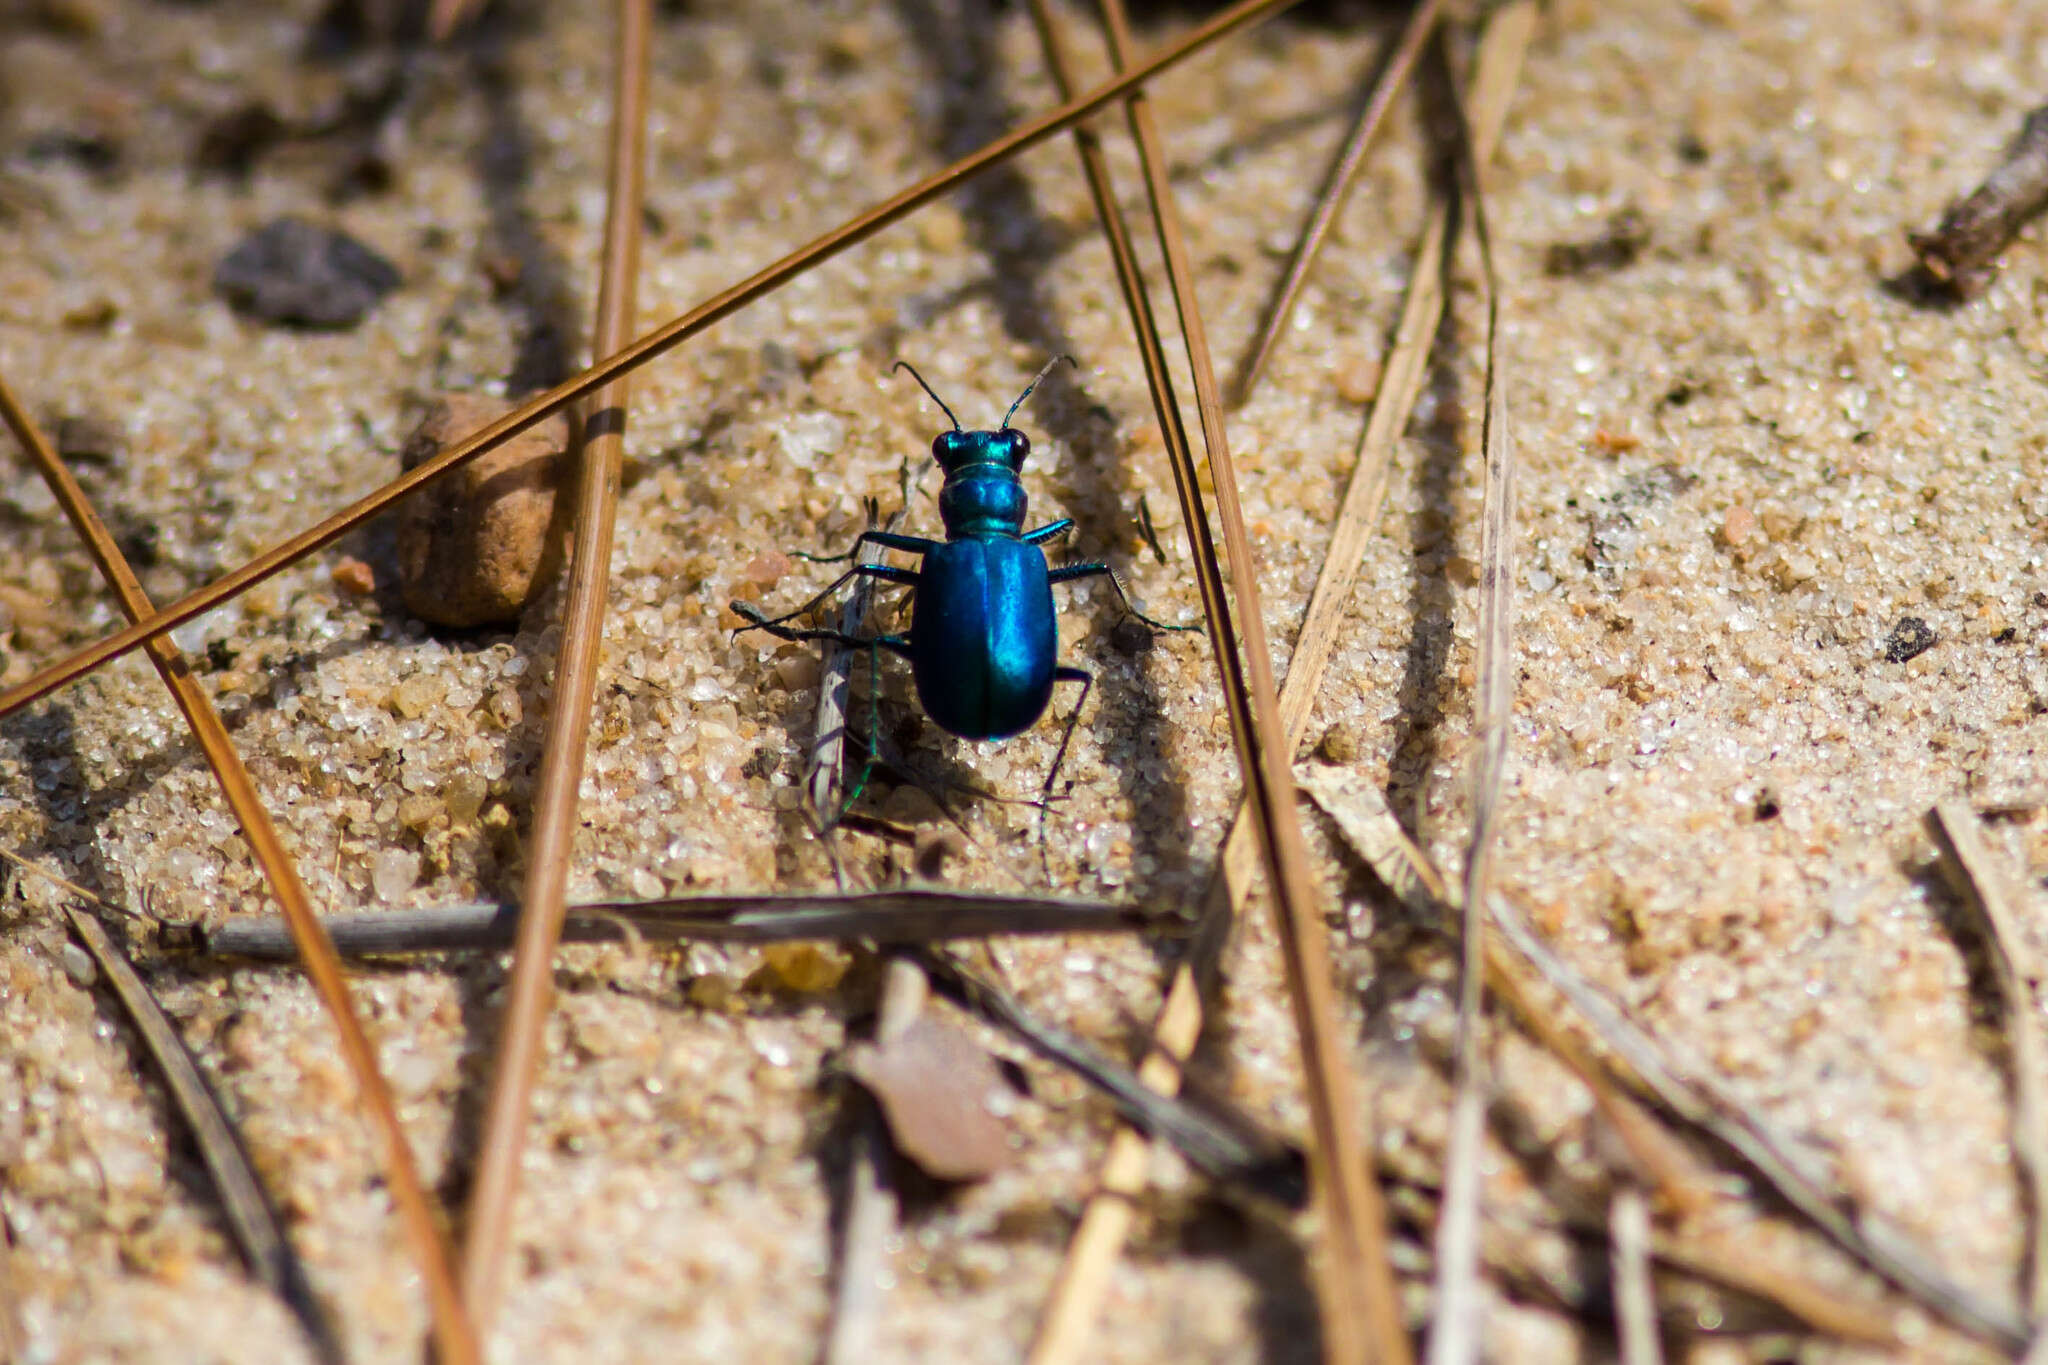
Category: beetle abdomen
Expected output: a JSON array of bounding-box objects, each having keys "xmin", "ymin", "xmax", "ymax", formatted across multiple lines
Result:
[{"xmin": 909, "ymin": 538, "xmax": 1057, "ymax": 740}]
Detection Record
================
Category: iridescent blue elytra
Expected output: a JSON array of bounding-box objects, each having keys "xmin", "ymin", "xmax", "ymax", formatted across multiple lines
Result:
[{"xmin": 733, "ymin": 356, "xmax": 1170, "ymax": 743}]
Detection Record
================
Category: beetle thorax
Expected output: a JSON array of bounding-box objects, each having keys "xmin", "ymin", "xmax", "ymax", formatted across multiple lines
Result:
[{"xmin": 938, "ymin": 465, "xmax": 1028, "ymax": 538}]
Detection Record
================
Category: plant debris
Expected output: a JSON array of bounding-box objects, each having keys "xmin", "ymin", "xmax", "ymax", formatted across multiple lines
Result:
[
  {"xmin": 843, "ymin": 1014, "xmax": 1013, "ymax": 1183},
  {"xmin": 212, "ymin": 217, "xmax": 401, "ymax": 329},
  {"xmin": 1908, "ymin": 103, "xmax": 2048, "ymax": 299},
  {"xmin": 1544, "ymin": 206, "xmax": 1649, "ymax": 276},
  {"xmin": 1883, "ymin": 615, "xmax": 1938, "ymax": 663}
]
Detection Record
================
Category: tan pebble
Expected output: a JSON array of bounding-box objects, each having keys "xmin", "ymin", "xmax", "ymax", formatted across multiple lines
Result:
[
  {"xmin": 757, "ymin": 942, "xmax": 850, "ymax": 994},
  {"xmin": 917, "ymin": 203, "xmax": 967, "ymax": 255},
  {"xmin": 397, "ymin": 793, "xmax": 441, "ymax": 832},
  {"xmin": 390, "ymin": 671, "xmax": 446, "ymax": 719},
  {"xmin": 1333, "ymin": 348, "xmax": 1381, "ymax": 404},
  {"xmin": 1721, "ymin": 504, "xmax": 1756, "ymax": 546},
  {"xmin": 1315, "ymin": 723, "xmax": 1360, "ymax": 764},
  {"xmin": 1591, "ymin": 427, "xmax": 1640, "ymax": 454},
  {"xmin": 330, "ymin": 556, "xmax": 376, "ymax": 596},
  {"xmin": 395, "ymin": 394, "xmax": 573, "ymax": 628},
  {"xmin": 741, "ymin": 550, "xmax": 793, "ymax": 588}
]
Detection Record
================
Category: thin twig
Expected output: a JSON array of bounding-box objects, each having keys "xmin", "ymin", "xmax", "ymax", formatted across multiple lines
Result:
[
  {"xmin": 459, "ymin": 1, "xmax": 649, "ymax": 1319},
  {"xmin": 1427, "ymin": 22, "xmax": 1519, "ymax": 1365},
  {"xmin": 62, "ymin": 906, "xmax": 345, "ymax": 1365},
  {"xmin": 1907, "ymin": 103, "xmax": 2048, "ymax": 299},
  {"xmin": 1232, "ymin": 0, "xmax": 1445, "ymax": 405},
  {"xmin": 1609, "ymin": 1188, "xmax": 1663, "ymax": 1365},
  {"xmin": 1092, "ymin": 1, "xmax": 1410, "ymax": 1356},
  {"xmin": 825, "ymin": 956, "xmax": 927, "ymax": 1365},
  {"xmin": 1928, "ymin": 801, "xmax": 2048, "ymax": 1327},
  {"xmin": 0, "ymin": 0, "xmax": 1307, "ymax": 726},
  {"xmin": 194, "ymin": 890, "xmax": 1164, "ymax": 960},
  {"xmin": 1030, "ymin": 9, "xmax": 1535, "ymax": 1360},
  {"xmin": 0, "ymin": 376, "xmax": 480, "ymax": 1365}
]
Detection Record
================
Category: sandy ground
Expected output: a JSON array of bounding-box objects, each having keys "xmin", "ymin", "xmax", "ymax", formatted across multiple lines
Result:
[{"xmin": 2, "ymin": 0, "xmax": 2046, "ymax": 1361}]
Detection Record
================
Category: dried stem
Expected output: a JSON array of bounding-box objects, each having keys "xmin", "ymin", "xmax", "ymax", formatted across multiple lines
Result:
[
  {"xmin": 0, "ymin": 0, "xmax": 1307, "ymax": 726},
  {"xmin": 0, "ymin": 376, "xmax": 479, "ymax": 1365},
  {"xmin": 63, "ymin": 906, "xmax": 344, "ymax": 1365},
  {"xmin": 1232, "ymin": 0, "xmax": 1445, "ymax": 405},
  {"xmin": 461, "ymin": 0, "xmax": 651, "ymax": 1325},
  {"xmin": 195, "ymin": 891, "xmax": 1163, "ymax": 960},
  {"xmin": 1907, "ymin": 103, "xmax": 2048, "ymax": 298},
  {"xmin": 1426, "ymin": 22, "xmax": 1519, "ymax": 1365},
  {"xmin": 824, "ymin": 956, "xmax": 927, "ymax": 1365},
  {"xmin": 1090, "ymin": 0, "xmax": 1411, "ymax": 1356},
  {"xmin": 1608, "ymin": 1188, "xmax": 1662, "ymax": 1365}
]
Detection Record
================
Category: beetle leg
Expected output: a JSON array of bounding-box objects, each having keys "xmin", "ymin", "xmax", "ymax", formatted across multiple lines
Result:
[
  {"xmin": 1047, "ymin": 561, "xmax": 1196, "ymax": 633},
  {"xmin": 729, "ymin": 562, "xmax": 919, "ymax": 637},
  {"xmin": 794, "ymin": 528, "xmax": 943, "ymax": 564},
  {"xmin": 1036, "ymin": 665, "xmax": 1094, "ymax": 876},
  {"xmin": 1021, "ymin": 518, "xmax": 1075, "ymax": 546}
]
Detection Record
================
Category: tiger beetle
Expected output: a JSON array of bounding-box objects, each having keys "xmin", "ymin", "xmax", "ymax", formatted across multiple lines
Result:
[{"xmin": 731, "ymin": 355, "xmax": 1189, "ymax": 810}]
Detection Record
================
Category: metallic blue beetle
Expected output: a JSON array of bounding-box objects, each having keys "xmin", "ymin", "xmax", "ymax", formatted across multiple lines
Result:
[{"xmin": 734, "ymin": 356, "xmax": 1166, "ymax": 742}]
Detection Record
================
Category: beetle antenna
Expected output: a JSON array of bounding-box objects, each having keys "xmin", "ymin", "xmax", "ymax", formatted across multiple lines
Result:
[
  {"xmin": 1002, "ymin": 354, "xmax": 1075, "ymax": 429},
  {"xmin": 892, "ymin": 360, "xmax": 961, "ymax": 431}
]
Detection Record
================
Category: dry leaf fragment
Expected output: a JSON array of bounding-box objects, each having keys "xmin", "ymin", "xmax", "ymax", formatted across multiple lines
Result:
[{"xmin": 844, "ymin": 1014, "xmax": 1012, "ymax": 1182}]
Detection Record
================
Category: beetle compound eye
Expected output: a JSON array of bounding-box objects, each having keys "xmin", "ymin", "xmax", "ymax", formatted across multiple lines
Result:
[
  {"xmin": 933, "ymin": 431, "xmax": 965, "ymax": 465},
  {"xmin": 1001, "ymin": 430, "xmax": 1029, "ymax": 468}
]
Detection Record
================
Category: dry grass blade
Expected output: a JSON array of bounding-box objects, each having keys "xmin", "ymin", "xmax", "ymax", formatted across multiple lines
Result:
[
  {"xmin": 1232, "ymin": 0, "xmax": 1444, "ymax": 406},
  {"xmin": 0, "ymin": 377, "xmax": 479, "ymax": 1365},
  {"xmin": 60, "ymin": 905, "xmax": 344, "ymax": 1365},
  {"xmin": 1427, "ymin": 24, "xmax": 1519, "ymax": 1365},
  {"xmin": 1092, "ymin": 0, "xmax": 1410, "ymax": 1357},
  {"xmin": 1928, "ymin": 801, "xmax": 2048, "ymax": 1325},
  {"xmin": 0, "ymin": 0, "xmax": 1306, "ymax": 726},
  {"xmin": 196, "ymin": 890, "xmax": 1162, "ymax": 959},
  {"xmin": 1032, "ymin": 8, "xmax": 1534, "ymax": 1360},
  {"xmin": 1609, "ymin": 1189, "xmax": 1662, "ymax": 1365},
  {"xmin": 461, "ymin": 0, "xmax": 650, "ymax": 1326},
  {"xmin": 824, "ymin": 956, "xmax": 927, "ymax": 1365},
  {"xmin": 807, "ymin": 494, "xmax": 907, "ymax": 828}
]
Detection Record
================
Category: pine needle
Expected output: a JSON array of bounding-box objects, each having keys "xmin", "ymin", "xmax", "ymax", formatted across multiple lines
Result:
[
  {"xmin": 0, "ymin": 0, "xmax": 1309, "ymax": 726},
  {"xmin": 0, "ymin": 375, "xmax": 479, "ymax": 1365},
  {"xmin": 1030, "ymin": 8, "xmax": 1535, "ymax": 1360},
  {"xmin": 1232, "ymin": 0, "xmax": 1446, "ymax": 405},
  {"xmin": 461, "ymin": 0, "xmax": 651, "ymax": 1326}
]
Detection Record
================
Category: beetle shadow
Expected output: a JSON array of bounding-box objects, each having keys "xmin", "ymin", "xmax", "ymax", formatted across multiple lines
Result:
[{"xmin": 880, "ymin": 0, "xmax": 1197, "ymax": 896}]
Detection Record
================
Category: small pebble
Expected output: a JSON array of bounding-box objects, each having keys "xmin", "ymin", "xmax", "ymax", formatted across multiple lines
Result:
[
  {"xmin": 61, "ymin": 940, "xmax": 96, "ymax": 989},
  {"xmin": 757, "ymin": 942, "xmax": 850, "ymax": 994},
  {"xmin": 1721, "ymin": 504, "xmax": 1756, "ymax": 547},
  {"xmin": 1884, "ymin": 616, "xmax": 1938, "ymax": 664},
  {"xmin": 1315, "ymin": 723, "xmax": 1360, "ymax": 765},
  {"xmin": 331, "ymin": 556, "xmax": 376, "ymax": 596},
  {"xmin": 213, "ymin": 217, "xmax": 400, "ymax": 330},
  {"xmin": 395, "ymin": 394, "xmax": 572, "ymax": 628},
  {"xmin": 54, "ymin": 414, "xmax": 124, "ymax": 467},
  {"xmin": 369, "ymin": 849, "xmax": 419, "ymax": 903},
  {"xmin": 1333, "ymin": 348, "xmax": 1381, "ymax": 405}
]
